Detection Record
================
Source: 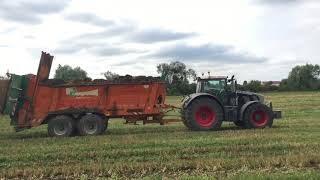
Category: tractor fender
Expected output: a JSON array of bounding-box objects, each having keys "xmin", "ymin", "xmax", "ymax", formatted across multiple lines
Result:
[
  {"xmin": 182, "ymin": 93, "xmax": 225, "ymax": 116},
  {"xmin": 239, "ymin": 101, "xmax": 260, "ymax": 121}
]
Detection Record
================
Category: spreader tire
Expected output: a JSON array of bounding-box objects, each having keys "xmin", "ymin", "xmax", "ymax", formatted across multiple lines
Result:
[
  {"xmin": 184, "ymin": 97, "xmax": 223, "ymax": 131},
  {"xmin": 48, "ymin": 115, "xmax": 75, "ymax": 137},
  {"xmin": 243, "ymin": 103, "xmax": 273, "ymax": 129},
  {"xmin": 77, "ymin": 114, "xmax": 106, "ymax": 136}
]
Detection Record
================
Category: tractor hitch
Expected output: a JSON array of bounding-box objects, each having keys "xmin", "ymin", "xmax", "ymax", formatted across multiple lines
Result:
[{"xmin": 273, "ymin": 111, "xmax": 282, "ymax": 119}]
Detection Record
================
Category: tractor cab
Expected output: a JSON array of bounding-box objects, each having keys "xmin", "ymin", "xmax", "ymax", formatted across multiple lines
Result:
[{"xmin": 196, "ymin": 75, "xmax": 237, "ymax": 105}]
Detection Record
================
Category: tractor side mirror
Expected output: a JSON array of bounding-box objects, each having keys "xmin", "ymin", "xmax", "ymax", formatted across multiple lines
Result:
[{"xmin": 228, "ymin": 75, "xmax": 235, "ymax": 83}]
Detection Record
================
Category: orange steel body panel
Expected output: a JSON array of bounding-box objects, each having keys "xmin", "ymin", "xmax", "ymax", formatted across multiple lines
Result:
[{"xmin": 17, "ymin": 76, "xmax": 166, "ymax": 128}]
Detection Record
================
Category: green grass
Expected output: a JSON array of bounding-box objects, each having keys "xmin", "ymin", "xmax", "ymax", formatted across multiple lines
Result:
[{"xmin": 0, "ymin": 91, "xmax": 320, "ymax": 179}]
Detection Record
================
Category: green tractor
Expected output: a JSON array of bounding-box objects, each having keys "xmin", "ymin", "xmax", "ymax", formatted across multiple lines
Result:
[{"xmin": 181, "ymin": 75, "xmax": 281, "ymax": 130}]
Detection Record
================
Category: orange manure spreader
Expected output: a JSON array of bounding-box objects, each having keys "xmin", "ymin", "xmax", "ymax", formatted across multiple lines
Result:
[{"xmin": 0, "ymin": 52, "xmax": 178, "ymax": 137}]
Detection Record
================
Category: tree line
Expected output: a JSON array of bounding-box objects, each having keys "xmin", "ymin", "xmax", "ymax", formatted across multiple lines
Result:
[
  {"xmin": 52, "ymin": 62, "xmax": 319, "ymax": 95},
  {"xmin": 238, "ymin": 64, "xmax": 320, "ymax": 92}
]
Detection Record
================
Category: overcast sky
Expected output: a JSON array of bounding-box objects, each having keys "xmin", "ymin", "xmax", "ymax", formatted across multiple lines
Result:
[{"xmin": 0, "ymin": 0, "xmax": 319, "ymax": 82}]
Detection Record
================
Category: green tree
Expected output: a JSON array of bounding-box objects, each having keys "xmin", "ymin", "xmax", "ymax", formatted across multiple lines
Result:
[
  {"xmin": 157, "ymin": 61, "xmax": 196, "ymax": 83},
  {"xmin": 279, "ymin": 79, "xmax": 289, "ymax": 91},
  {"xmin": 287, "ymin": 64, "xmax": 320, "ymax": 90},
  {"xmin": 243, "ymin": 80, "xmax": 262, "ymax": 92},
  {"xmin": 54, "ymin": 64, "xmax": 88, "ymax": 81},
  {"xmin": 263, "ymin": 81, "xmax": 279, "ymax": 92},
  {"xmin": 157, "ymin": 61, "xmax": 197, "ymax": 95}
]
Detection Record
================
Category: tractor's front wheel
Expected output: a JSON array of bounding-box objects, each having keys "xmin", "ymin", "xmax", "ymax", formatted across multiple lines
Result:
[
  {"xmin": 243, "ymin": 103, "xmax": 273, "ymax": 128},
  {"xmin": 184, "ymin": 97, "xmax": 223, "ymax": 131}
]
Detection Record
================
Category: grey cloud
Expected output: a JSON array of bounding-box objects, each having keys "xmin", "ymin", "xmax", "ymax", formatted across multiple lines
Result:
[
  {"xmin": 74, "ymin": 25, "xmax": 134, "ymax": 40},
  {"xmin": 54, "ymin": 41, "xmax": 141, "ymax": 57},
  {"xmin": 145, "ymin": 43, "xmax": 267, "ymax": 64},
  {"xmin": 0, "ymin": 0, "xmax": 71, "ymax": 24},
  {"xmin": 56, "ymin": 15, "xmax": 197, "ymax": 56},
  {"xmin": 64, "ymin": 13, "xmax": 115, "ymax": 27},
  {"xmin": 89, "ymin": 47, "xmax": 140, "ymax": 56},
  {"xmin": 67, "ymin": 25, "xmax": 196, "ymax": 44},
  {"xmin": 128, "ymin": 29, "xmax": 197, "ymax": 44}
]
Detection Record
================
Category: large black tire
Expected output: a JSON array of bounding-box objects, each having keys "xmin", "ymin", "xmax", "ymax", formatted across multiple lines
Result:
[
  {"xmin": 184, "ymin": 97, "xmax": 223, "ymax": 131},
  {"xmin": 243, "ymin": 103, "xmax": 273, "ymax": 129},
  {"xmin": 77, "ymin": 114, "xmax": 106, "ymax": 136},
  {"xmin": 48, "ymin": 115, "xmax": 75, "ymax": 137}
]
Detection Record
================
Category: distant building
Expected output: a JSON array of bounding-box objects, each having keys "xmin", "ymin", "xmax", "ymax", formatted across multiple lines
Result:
[{"xmin": 262, "ymin": 81, "xmax": 281, "ymax": 87}]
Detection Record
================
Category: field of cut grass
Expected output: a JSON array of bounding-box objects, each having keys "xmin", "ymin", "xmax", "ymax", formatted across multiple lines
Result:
[{"xmin": 0, "ymin": 91, "xmax": 320, "ymax": 179}]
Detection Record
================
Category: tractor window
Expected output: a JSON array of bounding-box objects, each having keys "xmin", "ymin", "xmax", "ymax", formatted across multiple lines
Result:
[{"xmin": 203, "ymin": 80, "xmax": 225, "ymax": 91}]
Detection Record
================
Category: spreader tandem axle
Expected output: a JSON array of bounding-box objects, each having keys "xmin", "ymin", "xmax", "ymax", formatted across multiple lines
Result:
[{"xmin": 0, "ymin": 52, "xmax": 281, "ymax": 137}]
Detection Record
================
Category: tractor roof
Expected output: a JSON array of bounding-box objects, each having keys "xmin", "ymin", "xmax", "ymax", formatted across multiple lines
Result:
[{"xmin": 198, "ymin": 76, "xmax": 228, "ymax": 80}]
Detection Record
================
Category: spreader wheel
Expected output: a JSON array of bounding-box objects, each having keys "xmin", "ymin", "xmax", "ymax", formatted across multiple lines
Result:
[
  {"xmin": 243, "ymin": 103, "xmax": 273, "ymax": 128},
  {"xmin": 184, "ymin": 97, "xmax": 223, "ymax": 131},
  {"xmin": 48, "ymin": 115, "xmax": 75, "ymax": 137},
  {"xmin": 77, "ymin": 114, "xmax": 106, "ymax": 136}
]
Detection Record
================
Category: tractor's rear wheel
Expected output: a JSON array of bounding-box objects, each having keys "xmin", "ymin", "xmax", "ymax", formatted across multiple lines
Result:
[
  {"xmin": 184, "ymin": 97, "xmax": 223, "ymax": 131},
  {"xmin": 77, "ymin": 114, "xmax": 106, "ymax": 136},
  {"xmin": 243, "ymin": 103, "xmax": 273, "ymax": 128},
  {"xmin": 48, "ymin": 115, "xmax": 75, "ymax": 137}
]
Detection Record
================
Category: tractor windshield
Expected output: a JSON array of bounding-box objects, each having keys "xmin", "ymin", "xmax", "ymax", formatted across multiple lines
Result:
[{"xmin": 196, "ymin": 79, "xmax": 226, "ymax": 93}]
